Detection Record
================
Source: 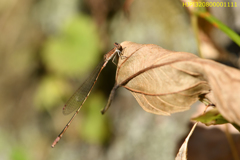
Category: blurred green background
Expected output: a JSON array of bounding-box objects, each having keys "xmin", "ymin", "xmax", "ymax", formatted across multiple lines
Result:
[{"xmin": 0, "ymin": 0, "xmax": 240, "ymax": 160}]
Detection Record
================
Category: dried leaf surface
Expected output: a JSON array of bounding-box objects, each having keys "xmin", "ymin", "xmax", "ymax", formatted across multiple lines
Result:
[
  {"xmin": 175, "ymin": 122, "xmax": 198, "ymax": 160},
  {"xmin": 116, "ymin": 41, "xmax": 240, "ymax": 126}
]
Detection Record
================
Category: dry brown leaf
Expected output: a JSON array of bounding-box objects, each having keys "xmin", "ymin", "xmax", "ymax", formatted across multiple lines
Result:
[
  {"xmin": 114, "ymin": 41, "xmax": 240, "ymax": 126},
  {"xmin": 116, "ymin": 41, "xmax": 211, "ymax": 115},
  {"xmin": 175, "ymin": 122, "xmax": 198, "ymax": 160}
]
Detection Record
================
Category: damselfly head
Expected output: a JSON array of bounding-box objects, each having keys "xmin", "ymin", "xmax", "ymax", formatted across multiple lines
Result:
[
  {"xmin": 114, "ymin": 42, "xmax": 122, "ymax": 51},
  {"xmin": 104, "ymin": 42, "xmax": 123, "ymax": 62}
]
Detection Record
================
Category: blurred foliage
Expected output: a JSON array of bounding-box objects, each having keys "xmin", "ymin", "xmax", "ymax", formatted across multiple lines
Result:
[
  {"xmin": 10, "ymin": 147, "xmax": 29, "ymax": 160},
  {"xmin": 42, "ymin": 15, "xmax": 101, "ymax": 77},
  {"xmin": 35, "ymin": 14, "xmax": 101, "ymax": 111},
  {"xmin": 34, "ymin": 76, "xmax": 68, "ymax": 110},
  {"xmin": 79, "ymin": 93, "xmax": 111, "ymax": 144},
  {"xmin": 109, "ymin": 0, "xmax": 198, "ymax": 53}
]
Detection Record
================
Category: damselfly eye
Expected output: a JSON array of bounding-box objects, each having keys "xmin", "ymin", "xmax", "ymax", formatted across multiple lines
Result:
[{"xmin": 114, "ymin": 42, "xmax": 123, "ymax": 51}]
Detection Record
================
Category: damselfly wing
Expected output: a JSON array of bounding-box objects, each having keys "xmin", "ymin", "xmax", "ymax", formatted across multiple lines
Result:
[{"xmin": 51, "ymin": 42, "xmax": 123, "ymax": 148}]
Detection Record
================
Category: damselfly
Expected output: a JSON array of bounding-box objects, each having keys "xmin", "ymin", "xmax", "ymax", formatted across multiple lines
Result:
[{"xmin": 51, "ymin": 42, "xmax": 123, "ymax": 148}]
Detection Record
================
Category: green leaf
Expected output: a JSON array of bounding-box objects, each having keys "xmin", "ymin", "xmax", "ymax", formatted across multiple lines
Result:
[
  {"xmin": 192, "ymin": 108, "xmax": 228, "ymax": 125},
  {"xmin": 192, "ymin": 108, "xmax": 240, "ymax": 132},
  {"xmin": 194, "ymin": 11, "xmax": 240, "ymax": 47}
]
